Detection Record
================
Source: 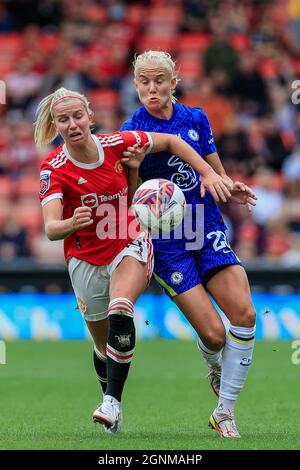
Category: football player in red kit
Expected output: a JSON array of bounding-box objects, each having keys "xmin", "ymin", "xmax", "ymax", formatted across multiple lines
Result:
[{"xmin": 35, "ymin": 87, "xmax": 232, "ymax": 433}]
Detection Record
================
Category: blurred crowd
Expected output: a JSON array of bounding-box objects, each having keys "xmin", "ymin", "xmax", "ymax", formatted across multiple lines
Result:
[{"xmin": 1, "ymin": 0, "xmax": 300, "ymax": 266}]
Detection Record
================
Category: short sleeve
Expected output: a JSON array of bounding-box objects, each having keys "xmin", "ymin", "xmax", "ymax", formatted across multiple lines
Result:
[
  {"xmin": 39, "ymin": 163, "xmax": 63, "ymax": 207},
  {"xmin": 197, "ymin": 110, "xmax": 217, "ymax": 157},
  {"xmin": 121, "ymin": 130, "xmax": 153, "ymax": 154}
]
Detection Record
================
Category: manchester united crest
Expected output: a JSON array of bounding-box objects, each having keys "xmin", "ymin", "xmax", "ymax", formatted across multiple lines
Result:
[{"xmin": 114, "ymin": 160, "xmax": 123, "ymax": 174}]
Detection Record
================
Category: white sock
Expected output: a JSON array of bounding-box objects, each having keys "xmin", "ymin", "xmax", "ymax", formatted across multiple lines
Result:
[
  {"xmin": 197, "ymin": 337, "xmax": 222, "ymax": 367},
  {"xmin": 217, "ymin": 397, "xmax": 235, "ymax": 415},
  {"xmin": 218, "ymin": 324, "xmax": 256, "ymax": 414}
]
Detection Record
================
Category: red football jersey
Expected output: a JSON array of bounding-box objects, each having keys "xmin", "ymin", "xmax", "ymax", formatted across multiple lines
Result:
[{"xmin": 39, "ymin": 131, "xmax": 152, "ymax": 265}]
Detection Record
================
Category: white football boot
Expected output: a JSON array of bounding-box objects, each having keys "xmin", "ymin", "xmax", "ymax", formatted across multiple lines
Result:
[
  {"xmin": 209, "ymin": 408, "xmax": 241, "ymax": 438},
  {"xmin": 93, "ymin": 395, "xmax": 122, "ymax": 434}
]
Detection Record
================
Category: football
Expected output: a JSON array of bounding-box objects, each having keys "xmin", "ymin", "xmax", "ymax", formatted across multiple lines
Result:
[{"xmin": 132, "ymin": 178, "xmax": 186, "ymax": 234}]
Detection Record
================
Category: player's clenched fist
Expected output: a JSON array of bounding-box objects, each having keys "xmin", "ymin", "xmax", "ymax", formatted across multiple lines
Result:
[{"xmin": 71, "ymin": 206, "xmax": 93, "ymax": 230}]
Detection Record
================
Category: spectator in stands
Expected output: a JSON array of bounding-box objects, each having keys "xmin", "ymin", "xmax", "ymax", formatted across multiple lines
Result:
[
  {"xmin": 0, "ymin": 2, "xmax": 15, "ymax": 32},
  {"xmin": 181, "ymin": 0, "xmax": 207, "ymax": 33},
  {"xmin": 231, "ymin": 51, "xmax": 268, "ymax": 116},
  {"xmin": 0, "ymin": 206, "xmax": 30, "ymax": 261},
  {"xmin": 216, "ymin": 115, "xmax": 253, "ymax": 174},
  {"xmin": 253, "ymin": 168, "xmax": 283, "ymax": 226},
  {"xmin": 6, "ymin": 58, "xmax": 42, "ymax": 114},
  {"xmin": 204, "ymin": 15, "xmax": 238, "ymax": 80},
  {"xmin": 182, "ymin": 77, "xmax": 234, "ymax": 138}
]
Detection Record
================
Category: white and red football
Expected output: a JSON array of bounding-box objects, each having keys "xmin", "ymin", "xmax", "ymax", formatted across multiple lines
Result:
[{"xmin": 132, "ymin": 178, "xmax": 186, "ymax": 234}]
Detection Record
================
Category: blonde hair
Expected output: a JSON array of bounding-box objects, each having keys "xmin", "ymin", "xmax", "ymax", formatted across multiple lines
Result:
[
  {"xmin": 34, "ymin": 87, "xmax": 91, "ymax": 148},
  {"xmin": 133, "ymin": 51, "xmax": 180, "ymax": 103}
]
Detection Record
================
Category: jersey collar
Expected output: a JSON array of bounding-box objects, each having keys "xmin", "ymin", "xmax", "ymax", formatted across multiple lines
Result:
[
  {"xmin": 142, "ymin": 103, "xmax": 178, "ymax": 123},
  {"xmin": 63, "ymin": 134, "xmax": 104, "ymax": 169}
]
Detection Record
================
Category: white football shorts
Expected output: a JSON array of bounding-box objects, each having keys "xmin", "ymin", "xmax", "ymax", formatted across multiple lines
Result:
[{"xmin": 68, "ymin": 232, "xmax": 153, "ymax": 322}]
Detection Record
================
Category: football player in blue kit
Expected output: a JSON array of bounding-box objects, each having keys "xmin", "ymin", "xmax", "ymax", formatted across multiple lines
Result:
[{"xmin": 120, "ymin": 51, "xmax": 257, "ymax": 438}]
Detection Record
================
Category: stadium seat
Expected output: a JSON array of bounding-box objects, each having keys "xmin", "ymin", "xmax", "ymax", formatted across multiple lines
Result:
[
  {"xmin": 0, "ymin": 198, "xmax": 12, "ymax": 230},
  {"xmin": 126, "ymin": 4, "xmax": 145, "ymax": 27},
  {"xmin": 146, "ymin": 23, "xmax": 178, "ymax": 36},
  {"xmin": 0, "ymin": 34, "xmax": 22, "ymax": 54},
  {"xmin": 16, "ymin": 175, "xmax": 40, "ymax": 198},
  {"xmin": 0, "ymin": 61, "xmax": 14, "ymax": 77},
  {"xmin": 147, "ymin": 5, "xmax": 182, "ymax": 25},
  {"xmin": 177, "ymin": 33, "xmax": 211, "ymax": 53},
  {"xmin": 258, "ymin": 58, "xmax": 280, "ymax": 79},
  {"xmin": 292, "ymin": 58, "xmax": 300, "ymax": 75},
  {"xmin": 30, "ymin": 233, "xmax": 65, "ymax": 264},
  {"xmin": 137, "ymin": 35, "xmax": 178, "ymax": 54},
  {"xmin": 177, "ymin": 56, "xmax": 203, "ymax": 80},
  {"xmin": 228, "ymin": 33, "xmax": 250, "ymax": 52},
  {"xmin": 40, "ymin": 34, "xmax": 60, "ymax": 54},
  {"xmin": 15, "ymin": 199, "xmax": 43, "ymax": 236},
  {"xmin": 0, "ymin": 34, "xmax": 23, "ymax": 77},
  {"xmin": 88, "ymin": 89, "xmax": 119, "ymax": 111},
  {"xmin": 0, "ymin": 176, "xmax": 13, "ymax": 198},
  {"xmin": 83, "ymin": 4, "xmax": 107, "ymax": 22}
]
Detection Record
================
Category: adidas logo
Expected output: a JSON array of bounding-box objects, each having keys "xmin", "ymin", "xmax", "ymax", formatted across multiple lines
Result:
[{"xmin": 78, "ymin": 177, "xmax": 87, "ymax": 184}]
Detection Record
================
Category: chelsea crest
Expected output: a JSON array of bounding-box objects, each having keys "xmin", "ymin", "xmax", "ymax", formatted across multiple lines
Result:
[{"xmin": 188, "ymin": 129, "xmax": 199, "ymax": 141}]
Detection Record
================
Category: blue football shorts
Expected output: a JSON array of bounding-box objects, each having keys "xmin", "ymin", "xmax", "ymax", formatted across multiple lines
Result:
[{"xmin": 152, "ymin": 228, "xmax": 241, "ymax": 298}]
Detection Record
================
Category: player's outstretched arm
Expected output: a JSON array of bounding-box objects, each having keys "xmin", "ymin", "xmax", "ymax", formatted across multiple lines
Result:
[
  {"xmin": 203, "ymin": 152, "xmax": 257, "ymax": 210},
  {"xmin": 231, "ymin": 182, "xmax": 257, "ymax": 212},
  {"xmin": 42, "ymin": 199, "xmax": 93, "ymax": 241},
  {"xmin": 146, "ymin": 132, "xmax": 232, "ymax": 203}
]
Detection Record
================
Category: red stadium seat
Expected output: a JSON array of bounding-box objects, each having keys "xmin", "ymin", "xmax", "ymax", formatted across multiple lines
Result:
[
  {"xmin": 30, "ymin": 233, "xmax": 65, "ymax": 264},
  {"xmin": 16, "ymin": 175, "xmax": 40, "ymax": 198},
  {"xmin": 15, "ymin": 199, "xmax": 43, "ymax": 236},
  {"xmin": 0, "ymin": 34, "xmax": 23, "ymax": 77},
  {"xmin": 40, "ymin": 34, "xmax": 60, "ymax": 54},
  {"xmin": 0, "ymin": 198, "xmax": 13, "ymax": 231},
  {"xmin": 88, "ymin": 89, "xmax": 119, "ymax": 110},
  {"xmin": 177, "ymin": 57, "xmax": 203, "ymax": 80},
  {"xmin": 292, "ymin": 58, "xmax": 300, "ymax": 75},
  {"xmin": 147, "ymin": 5, "xmax": 182, "ymax": 25},
  {"xmin": 177, "ymin": 33, "xmax": 211, "ymax": 53},
  {"xmin": 126, "ymin": 4, "xmax": 146, "ymax": 27},
  {"xmin": 137, "ymin": 35, "xmax": 178, "ymax": 54},
  {"xmin": 83, "ymin": 4, "xmax": 107, "ymax": 22},
  {"xmin": 0, "ymin": 34, "xmax": 22, "ymax": 54},
  {"xmin": 258, "ymin": 58, "xmax": 280, "ymax": 79},
  {"xmin": 228, "ymin": 33, "xmax": 250, "ymax": 52},
  {"xmin": 0, "ymin": 61, "xmax": 13, "ymax": 78},
  {"xmin": 146, "ymin": 23, "xmax": 178, "ymax": 36},
  {"xmin": 0, "ymin": 176, "xmax": 13, "ymax": 198}
]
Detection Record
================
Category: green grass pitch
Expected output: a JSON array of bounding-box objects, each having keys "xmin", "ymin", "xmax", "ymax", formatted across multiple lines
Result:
[{"xmin": 0, "ymin": 340, "xmax": 299, "ymax": 450}]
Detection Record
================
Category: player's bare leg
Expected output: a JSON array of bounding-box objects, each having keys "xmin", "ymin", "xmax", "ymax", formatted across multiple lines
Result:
[
  {"xmin": 207, "ymin": 265, "xmax": 256, "ymax": 438},
  {"xmin": 174, "ymin": 285, "xmax": 226, "ymax": 396},
  {"xmin": 93, "ymin": 256, "xmax": 148, "ymax": 433}
]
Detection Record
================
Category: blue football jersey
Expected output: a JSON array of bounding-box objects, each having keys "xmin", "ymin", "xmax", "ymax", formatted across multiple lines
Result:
[{"xmin": 120, "ymin": 104, "xmax": 226, "ymax": 248}]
